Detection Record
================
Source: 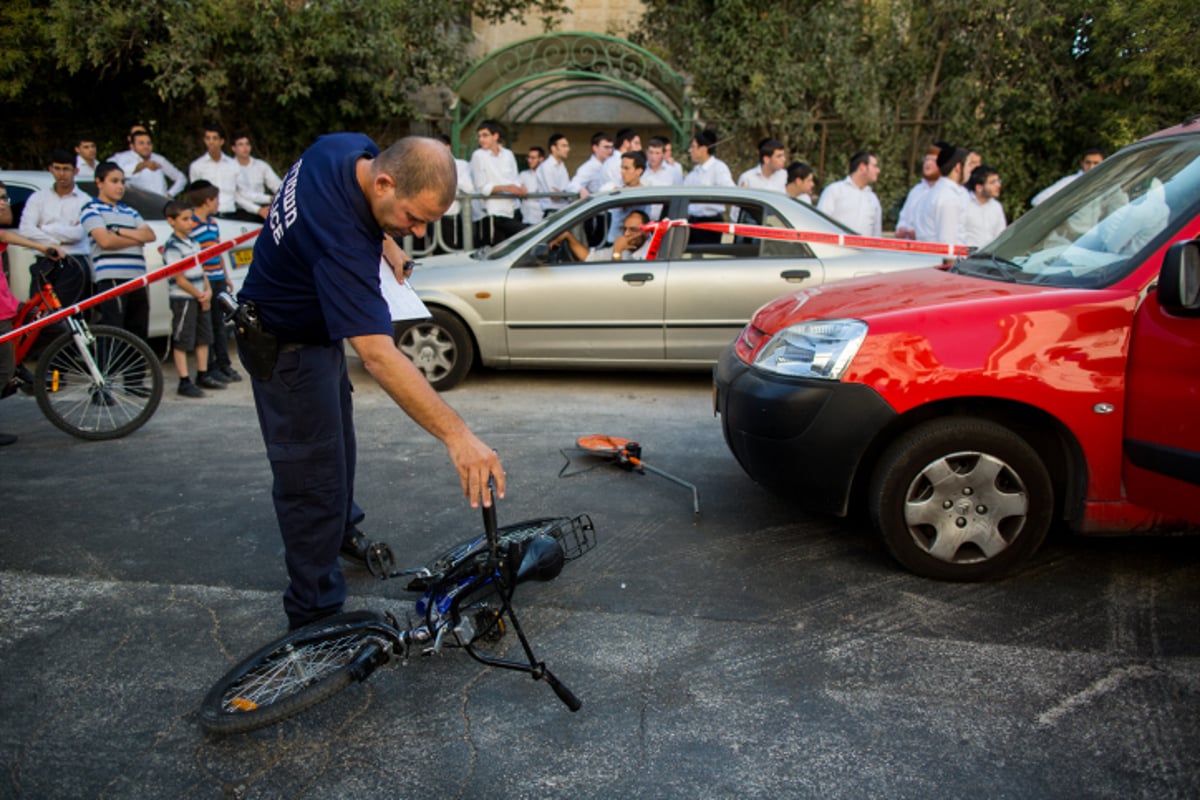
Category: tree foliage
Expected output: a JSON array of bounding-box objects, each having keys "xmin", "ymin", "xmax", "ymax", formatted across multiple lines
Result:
[
  {"xmin": 1, "ymin": 0, "xmax": 566, "ymax": 167},
  {"xmin": 4, "ymin": 0, "xmax": 1197, "ymax": 222},
  {"xmin": 632, "ymin": 0, "xmax": 1200, "ymax": 220}
]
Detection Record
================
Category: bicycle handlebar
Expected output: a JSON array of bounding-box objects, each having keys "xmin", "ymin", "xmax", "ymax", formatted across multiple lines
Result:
[
  {"xmin": 540, "ymin": 666, "xmax": 582, "ymax": 712},
  {"xmin": 482, "ymin": 477, "xmax": 498, "ymax": 544}
]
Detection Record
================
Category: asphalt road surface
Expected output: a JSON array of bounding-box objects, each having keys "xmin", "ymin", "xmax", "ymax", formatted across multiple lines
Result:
[{"xmin": 1, "ymin": 360, "xmax": 1198, "ymax": 799}]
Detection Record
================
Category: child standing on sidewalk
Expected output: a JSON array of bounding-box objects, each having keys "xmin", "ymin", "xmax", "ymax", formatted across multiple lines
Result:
[
  {"xmin": 185, "ymin": 180, "xmax": 241, "ymax": 384},
  {"xmin": 162, "ymin": 201, "xmax": 225, "ymax": 398}
]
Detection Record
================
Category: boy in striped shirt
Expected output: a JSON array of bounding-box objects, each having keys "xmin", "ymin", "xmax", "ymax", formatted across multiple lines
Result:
[
  {"xmin": 82, "ymin": 162, "xmax": 156, "ymax": 341},
  {"xmin": 186, "ymin": 180, "xmax": 240, "ymax": 383},
  {"xmin": 163, "ymin": 201, "xmax": 225, "ymax": 397}
]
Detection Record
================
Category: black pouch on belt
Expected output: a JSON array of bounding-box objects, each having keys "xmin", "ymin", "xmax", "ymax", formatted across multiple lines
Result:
[{"xmin": 230, "ymin": 300, "xmax": 279, "ymax": 381}]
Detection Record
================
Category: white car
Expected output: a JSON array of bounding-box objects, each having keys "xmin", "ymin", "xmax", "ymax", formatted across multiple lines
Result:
[{"xmin": 1, "ymin": 170, "xmax": 260, "ymax": 338}]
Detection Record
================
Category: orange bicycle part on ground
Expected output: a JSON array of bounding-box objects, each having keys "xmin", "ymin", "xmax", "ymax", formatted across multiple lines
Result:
[{"xmin": 568, "ymin": 435, "xmax": 700, "ymax": 516}]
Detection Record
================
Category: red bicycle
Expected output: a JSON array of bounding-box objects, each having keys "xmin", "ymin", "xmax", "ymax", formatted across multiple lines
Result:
[{"xmin": 3, "ymin": 256, "xmax": 162, "ymax": 440}]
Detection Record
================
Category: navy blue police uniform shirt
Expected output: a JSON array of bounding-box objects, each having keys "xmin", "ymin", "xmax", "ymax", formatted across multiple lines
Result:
[{"xmin": 240, "ymin": 133, "xmax": 391, "ymax": 345}]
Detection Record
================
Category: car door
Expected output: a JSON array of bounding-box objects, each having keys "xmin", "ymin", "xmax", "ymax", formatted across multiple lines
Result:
[
  {"xmin": 503, "ymin": 198, "xmax": 668, "ymax": 363},
  {"xmin": 1122, "ymin": 260, "xmax": 1200, "ymax": 523},
  {"xmin": 662, "ymin": 197, "xmax": 823, "ymax": 361}
]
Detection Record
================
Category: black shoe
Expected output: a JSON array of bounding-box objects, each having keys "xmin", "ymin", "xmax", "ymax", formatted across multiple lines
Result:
[
  {"xmin": 219, "ymin": 366, "xmax": 243, "ymax": 383},
  {"xmin": 90, "ymin": 388, "xmax": 114, "ymax": 406},
  {"xmin": 196, "ymin": 373, "xmax": 227, "ymax": 390},
  {"xmin": 0, "ymin": 433, "xmax": 17, "ymax": 446},
  {"xmin": 177, "ymin": 380, "xmax": 206, "ymax": 398},
  {"xmin": 340, "ymin": 531, "xmax": 371, "ymax": 565},
  {"xmin": 16, "ymin": 365, "xmax": 35, "ymax": 396}
]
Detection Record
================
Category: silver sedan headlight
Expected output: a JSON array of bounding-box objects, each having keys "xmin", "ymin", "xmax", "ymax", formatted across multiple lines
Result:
[{"xmin": 752, "ymin": 319, "xmax": 868, "ymax": 379}]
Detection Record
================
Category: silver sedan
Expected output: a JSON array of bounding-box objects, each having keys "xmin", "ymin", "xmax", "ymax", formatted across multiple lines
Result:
[{"xmin": 398, "ymin": 186, "xmax": 936, "ymax": 390}]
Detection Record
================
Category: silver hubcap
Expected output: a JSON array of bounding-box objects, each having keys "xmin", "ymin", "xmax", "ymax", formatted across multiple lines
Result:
[
  {"xmin": 398, "ymin": 324, "xmax": 455, "ymax": 380},
  {"xmin": 902, "ymin": 451, "xmax": 1029, "ymax": 564}
]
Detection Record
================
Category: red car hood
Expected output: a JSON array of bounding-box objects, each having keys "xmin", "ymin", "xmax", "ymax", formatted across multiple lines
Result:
[{"xmin": 750, "ymin": 267, "xmax": 1114, "ymax": 333}]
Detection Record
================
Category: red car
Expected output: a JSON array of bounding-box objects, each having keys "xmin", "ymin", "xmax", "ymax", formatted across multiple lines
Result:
[{"xmin": 715, "ymin": 118, "xmax": 1200, "ymax": 580}]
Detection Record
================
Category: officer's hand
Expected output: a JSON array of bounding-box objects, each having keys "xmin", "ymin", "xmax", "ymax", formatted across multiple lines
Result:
[{"xmin": 447, "ymin": 434, "xmax": 505, "ymax": 508}]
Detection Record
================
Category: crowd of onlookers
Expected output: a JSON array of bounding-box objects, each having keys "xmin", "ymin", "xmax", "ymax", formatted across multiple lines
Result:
[
  {"xmin": 0, "ymin": 122, "xmax": 284, "ymax": 440},
  {"xmin": 0, "ymin": 119, "xmax": 1104, "ymax": 444},
  {"xmin": 449, "ymin": 121, "xmax": 1105, "ymax": 252}
]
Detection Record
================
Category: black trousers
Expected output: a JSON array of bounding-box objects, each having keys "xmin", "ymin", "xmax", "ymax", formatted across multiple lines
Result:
[{"xmin": 474, "ymin": 213, "xmax": 524, "ymax": 247}]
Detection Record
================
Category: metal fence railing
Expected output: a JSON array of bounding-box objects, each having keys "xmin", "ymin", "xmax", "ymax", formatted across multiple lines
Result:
[{"xmin": 400, "ymin": 191, "xmax": 577, "ymax": 256}]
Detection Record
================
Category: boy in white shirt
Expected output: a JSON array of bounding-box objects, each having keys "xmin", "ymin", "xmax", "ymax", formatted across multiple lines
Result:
[
  {"xmin": 469, "ymin": 120, "xmax": 526, "ymax": 245},
  {"xmin": 962, "ymin": 166, "xmax": 1008, "ymax": 248}
]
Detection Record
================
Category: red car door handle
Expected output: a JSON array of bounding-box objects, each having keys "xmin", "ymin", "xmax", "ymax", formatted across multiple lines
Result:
[
  {"xmin": 781, "ymin": 269, "xmax": 812, "ymax": 282},
  {"xmin": 623, "ymin": 273, "xmax": 655, "ymax": 283}
]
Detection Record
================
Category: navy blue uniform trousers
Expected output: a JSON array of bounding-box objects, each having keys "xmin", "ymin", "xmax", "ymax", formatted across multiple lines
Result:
[{"xmin": 242, "ymin": 340, "xmax": 365, "ymax": 628}]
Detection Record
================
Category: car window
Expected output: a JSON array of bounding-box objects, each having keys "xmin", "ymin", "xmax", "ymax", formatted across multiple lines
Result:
[
  {"xmin": 759, "ymin": 207, "xmax": 815, "ymax": 259},
  {"xmin": 2, "ymin": 183, "xmax": 36, "ymax": 228},
  {"xmin": 953, "ymin": 136, "xmax": 1200, "ymax": 288},
  {"xmin": 681, "ymin": 200, "xmax": 813, "ymax": 259},
  {"xmin": 536, "ymin": 200, "xmax": 668, "ymax": 265}
]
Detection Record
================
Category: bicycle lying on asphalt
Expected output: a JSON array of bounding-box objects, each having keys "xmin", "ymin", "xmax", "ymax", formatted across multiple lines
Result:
[
  {"xmin": 200, "ymin": 490, "xmax": 597, "ymax": 735},
  {"xmin": 2, "ymin": 256, "xmax": 162, "ymax": 440}
]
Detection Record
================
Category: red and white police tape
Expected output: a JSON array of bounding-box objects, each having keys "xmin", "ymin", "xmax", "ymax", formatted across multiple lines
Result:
[
  {"xmin": 640, "ymin": 218, "xmax": 971, "ymax": 260},
  {"xmin": 0, "ymin": 229, "xmax": 261, "ymax": 346}
]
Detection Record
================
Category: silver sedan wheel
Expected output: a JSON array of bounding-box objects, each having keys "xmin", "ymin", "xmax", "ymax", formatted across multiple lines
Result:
[
  {"xmin": 393, "ymin": 307, "xmax": 473, "ymax": 391},
  {"xmin": 399, "ymin": 324, "xmax": 455, "ymax": 380}
]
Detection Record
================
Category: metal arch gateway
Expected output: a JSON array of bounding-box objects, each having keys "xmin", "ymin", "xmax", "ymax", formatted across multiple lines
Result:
[{"xmin": 451, "ymin": 33, "xmax": 691, "ymax": 153}]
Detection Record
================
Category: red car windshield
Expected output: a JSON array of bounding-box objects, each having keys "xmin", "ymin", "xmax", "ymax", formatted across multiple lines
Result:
[{"xmin": 954, "ymin": 136, "xmax": 1200, "ymax": 288}]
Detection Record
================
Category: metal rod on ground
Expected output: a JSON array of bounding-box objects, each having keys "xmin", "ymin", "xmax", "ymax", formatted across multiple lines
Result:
[{"xmin": 638, "ymin": 462, "xmax": 701, "ymax": 516}]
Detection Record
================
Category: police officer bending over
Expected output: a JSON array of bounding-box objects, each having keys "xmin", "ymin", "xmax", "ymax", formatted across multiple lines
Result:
[{"xmin": 238, "ymin": 134, "xmax": 505, "ymax": 630}]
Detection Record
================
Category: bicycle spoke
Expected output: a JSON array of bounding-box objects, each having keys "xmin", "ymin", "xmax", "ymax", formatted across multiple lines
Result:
[
  {"xmin": 221, "ymin": 633, "xmax": 364, "ymax": 711},
  {"xmin": 35, "ymin": 325, "xmax": 162, "ymax": 440}
]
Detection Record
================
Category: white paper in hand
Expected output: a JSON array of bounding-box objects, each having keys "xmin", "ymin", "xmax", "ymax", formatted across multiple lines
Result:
[{"xmin": 378, "ymin": 259, "xmax": 430, "ymax": 322}]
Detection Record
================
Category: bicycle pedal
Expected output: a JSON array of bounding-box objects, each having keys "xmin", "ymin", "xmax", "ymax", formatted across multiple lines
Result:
[{"xmin": 365, "ymin": 542, "xmax": 396, "ymax": 578}]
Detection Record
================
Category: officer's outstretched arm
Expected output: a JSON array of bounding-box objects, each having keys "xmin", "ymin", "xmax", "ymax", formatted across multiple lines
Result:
[{"xmin": 349, "ymin": 333, "xmax": 505, "ymax": 507}]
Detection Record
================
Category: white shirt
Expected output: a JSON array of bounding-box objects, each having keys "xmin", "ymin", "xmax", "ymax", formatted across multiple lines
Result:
[
  {"xmin": 1031, "ymin": 171, "xmax": 1082, "ymax": 206},
  {"xmin": 585, "ymin": 238, "xmax": 652, "ymax": 262},
  {"xmin": 17, "ymin": 186, "xmax": 92, "ymax": 256},
  {"xmin": 817, "ymin": 176, "xmax": 882, "ymax": 237},
  {"xmin": 448, "ymin": 158, "xmax": 474, "ymax": 217},
  {"xmin": 75, "ymin": 156, "xmax": 97, "ymax": 182},
  {"xmin": 189, "ymin": 152, "xmax": 243, "ymax": 214},
  {"xmin": 518, "ymin": 169, "xmax": 544, "ymax": 225},
  {"xmin": 684, "ymin": 157, "xmax": 735, "ymax": 218},
  {"xmin": 111, "ymin": 150, "xmax": 188, "ymax": 197},
  {"xmin": 962, "ymin": 196, "xmax": 1008, "ymax": 248},
  {"xmin": 641, "ymin": 163, "xmax": 681, "ymax": 188},
  {"xmin": 569, "ymin": 155, "xmax": 609, "ymax": 195},
  {"xmin": 913, "ymin": 177, "xmax": 968, "ymax": 245},
  {"xmin": 469, "ymin": 146, "xmax": 520, "ymax": 219},
  {"xmin": 896, "ymin": 180, "xmax": 935, "ymax": 234},
  {"xmin": 737, "ymin": 165, "xmax": 787, "ymax": 193},
  {"xmin": 599, "ymin": 151, "xmax": 626, "ymax": 191},
  {"xmin": 536, "ymin": 157, "xmax": 571, "ymax": 211},
  {"xmin": 235, "ymin": 157, "xmax": 283, "ymax": 212}
]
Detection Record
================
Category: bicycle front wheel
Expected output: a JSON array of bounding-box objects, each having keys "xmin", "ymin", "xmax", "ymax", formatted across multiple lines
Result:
[
  {"xmin": 33, "ymin": 324, "xmax": 163, "ymax": 440},
  {"xmin": 200, "ymin": 610, "xmax": 390, "ymax": 735}
]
